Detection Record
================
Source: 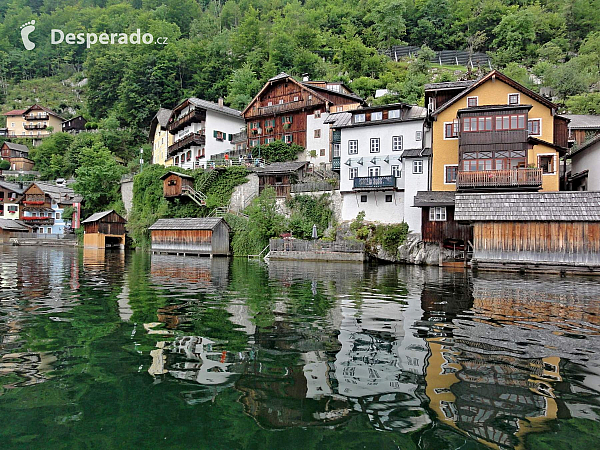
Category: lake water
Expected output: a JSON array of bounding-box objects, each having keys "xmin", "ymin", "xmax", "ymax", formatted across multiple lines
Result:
[{"xmin": 0, "ymin": 246, "xmax": 599, "ymax": 449}]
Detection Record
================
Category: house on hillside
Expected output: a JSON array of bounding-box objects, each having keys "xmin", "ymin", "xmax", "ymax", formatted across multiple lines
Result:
[
  {"xmin": 0, "ymin": 180, "xmax": 27, "ymax": 220},
  {"xmin": 563, "ymin": 114, "xmax": 600, "ymax": 146},
  {"xmin": 334, "ymin": 103, "xmax": 428, "ymax": 230},
  {"xmin": 242, "ymin": 73, "xmax": 365, "ymax": 168},
  {"xmin": 62, "ymin": 115, "xmax": 87, "ymax": 134},
  {"xmin": 0, "ymin": 142, "xmax": 34, "ymax": 171},
  {"xmin": 254, "ymin": 161, "xmax": 309, "ymax": 198},
  {"xmin": 149, "ymin": 108, "xmax": 173, "ymax": 166},
  {"xmin": 567, "ymin": 134, "xmax": 600, "ymax": 191},
  {"xmin": 19, "ymin": 181, "xmax": 81, "ymax": 234},
  {"xmin": 167, "ymin": 98, "xmax": 245, "ymax": 170},
  {"xmin": 82, "ymin": 210, "xmax": 127, "ymax": 249},
  {"xmin": 148, "ymin": 217, "xmax": 231, "ymax": 256},
  {"xmin": 3, "ymin": 105, "xmax": 64, "ymax": 143}
]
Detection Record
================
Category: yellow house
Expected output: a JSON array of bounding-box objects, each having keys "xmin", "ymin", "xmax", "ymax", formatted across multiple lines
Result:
[
  {"xmin": 3, "ymin": 104, "xmax": 64, "ymax": 139},
  {"xmin": 425, "ymin": 71, "xmax": 568, "ymax": 193},
  {"xmin": 149, "ymin": 108, "xmax": 173, "ymax": 166}
]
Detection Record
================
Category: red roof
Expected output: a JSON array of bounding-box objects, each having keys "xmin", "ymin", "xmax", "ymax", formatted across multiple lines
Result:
[{"xmin": 2, "ymin": 109, "xmax": 26, "ymax": 116}]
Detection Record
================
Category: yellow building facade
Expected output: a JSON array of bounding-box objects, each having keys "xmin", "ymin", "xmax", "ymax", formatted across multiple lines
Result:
[
  {"xmin": 3, "ymin": 105, "xmax": 64, "ymax": 139},
  {"xmin": 149, "ymin": 108, "xmax": 174, "ymax": 166},
  {"xmin": 429, "ymin": 71, "xmax": 566, "ymax": 193}
]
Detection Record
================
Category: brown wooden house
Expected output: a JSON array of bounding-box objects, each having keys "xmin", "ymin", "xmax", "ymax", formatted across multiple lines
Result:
[
  {"xmin": 254, "ymin": 161, "xmax": 309, "ymax": 198},
  {"xmin": 82, "ymin": 210, "xmax": 127, "ymax": 249},
  {"xmin": 242, "ymin": 73, "xmax": 365, "ymax": 151},
  {"xmin": 148, "ymin": 217, "xmax": 231, "ymax": 256},
  {"xmin": 161, "ymin": 171, "xmax": 194, "ymax": 198},
  {"xmin": 1, "ymin": 142, "xmax": 34, "ymax": 171},
  {"xmin": 62, "ymin": 115, "xmax": 88, "ymax": 134},
  {"xmin": 454, "ymin": 192, "xmax": 600, "ymax": 273},
  {"xmin": 0, "ymin": 218, "xmax": 30, "ymax": 243},
  {"xmin": 414, "ymin": 191, "xmax": 472, "ymax": 248}
]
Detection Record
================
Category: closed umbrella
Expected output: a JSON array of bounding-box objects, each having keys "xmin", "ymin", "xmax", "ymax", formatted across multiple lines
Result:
[{"xmin": 312, "ymin": 224, "xmax": 318, "ymax": 240}]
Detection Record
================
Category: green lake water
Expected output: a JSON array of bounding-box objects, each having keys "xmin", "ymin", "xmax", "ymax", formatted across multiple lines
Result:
[{"xmin": 0, "ymin": 246, "xmax": 599, "ymax": 449}]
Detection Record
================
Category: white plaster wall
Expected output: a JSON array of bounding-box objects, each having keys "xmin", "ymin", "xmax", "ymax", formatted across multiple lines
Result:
[
  {"xmin": 204, "ymin": 110, "xmax": 245, "ymax": 162},
  {"xmin": 305, "ymin": 112, "xmax": 331, "ymax": 168},
  {"xmin": 403, "ymin": 157, "xmax": 429, "ymax": 232},
  {"xmin": 571, "ymin": 143, "xmax": 600, "ymax": 191},
  {"xmin": 1, "ymin": 203, "xmax": 19, "ymax": 220},
  {"xmin": 341, "ymin": 191, "xmax": 405, "ymax": 224}
]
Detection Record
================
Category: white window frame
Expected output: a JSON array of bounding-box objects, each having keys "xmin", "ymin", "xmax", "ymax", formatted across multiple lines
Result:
[
  {"xmin": 508, "ymin": 93, "xmax": 520, "ymax": 105},
  {"xmin": 284, "ymin": 134, "xmax": 293, "ymax": 144},
  {"xmin": 314, "ymin": 110, "xmax": 321, "ymax": 118},
  {"xmin": 412, "ymin": 160, "xmax": 423, "ymax": 174},
  {"xmin": 371, "ymin": 111, "xmax": 382, "ymax": 121},
  {"xmin": 388, "ymin": 109, "xmax": 400, "ymax": 119},
  {"xmin": 444, "ymin": 164, "xmax": 458, "ymax": 184},
  {"xmin": 537, "ymin": 153, "xmax": 557, "ymax": 175},
  {"xmin": 391, "ymin": 165, "xmax": 401, "ymax": 178},
  {"xmin": 368, "ymin": 166, "xmax": 381, "ymax": 177},
  {"xmin": 444, "ymin": 121, "xmax": 459, "ymax": 140},
  {"xmin": 370, "ymin": 138, "xmax": 380, "ymax": 153},
  {"xmin": 293, "ymin": 96, "xmax": 299, "ymax": 102},
  {"xmin": 348, "ymin": 140, "xmax": 358, "ymax": 155},
  {"xmin": 392, "ymin": 136, "xmax": 403, "ymax": 152},
  {"xmin": 415, "ymin": 130, "xmax": 422, "ymax": 141},
  {"xmin": 354, "ymin": 113, "xmax": 365, "ymax": 123},
  {"xmin": 349, "ymin": 167, "xmax": 358, "ymax": 179},
  {"xmin": 314, "ymin": 129, "xmax": 321, "ymax": 139},
  {"xmin": 429, "ymin": 206, "xmax": 447, "ymax": 222},
  {"xmin": 467, "ymin": 96, "xmax": 478, "ymax": 107}
]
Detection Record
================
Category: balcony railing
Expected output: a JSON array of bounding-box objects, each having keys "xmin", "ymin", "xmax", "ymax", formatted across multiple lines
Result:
[
  {"xmin": 21, "ymin": 216, "xmax": 54, "ymax": 225},
  {"xmin": 457, "ymin": 168, "xmax": 543, "ymax": 190},
  {"xmin": 167, "ymin": 131, "xmax": 206, "ymax": 156},
  {"xmin": 167, "ymin": 109, "xmax": 205, "ymax": 133},
  {"xmin": 353, "ymin": 175, "xmax": 397, "ymax": 190},
  {"xmin": 25, "ymin": 113, "xmax": 49, "ymax": 120},
  {"xmin": 247, "ymin": 98, "xmax": 323, "ymax": 117},
  {"xmin": 332, "ymin": 156, "xmax": 340, "ymax": 171},
  {"xmin": 24, "ymin": 123, "xmax": 47, "ymax": 130}
]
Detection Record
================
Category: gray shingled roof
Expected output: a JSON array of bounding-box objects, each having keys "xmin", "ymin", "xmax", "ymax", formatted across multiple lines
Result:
[
  {"xmin": 253, "ymin": 161, "xmax": 308, "ymax": 175},
  {"xmin": 402, "ymin": 148, "xmax": 432, "ymax": 158},
  {"xmin": 324, "ymin": 111, "xmax": 352, "ymax": 127},
  {"xmin": 156, "ymin": 108, "xmax": 172, "ymax": 127},
  {"xmin": 268, "ymin": 72, "xmax": 291, "ymax": 82},
  {"xmin": 148, "ymin": 217, "xmax": 228, "ymax": 230},
  {"xmin": 82, "ymin": 210, "xmax": 122, "ymax": 224},
  {"xmin": 336, "ymin": 105, "xmax": 427, "ymax": 129},
  {"xmin": 160, "ymin": 171, "xmax": 194, "ymax": 180},
  {"xmin": 563, "ymin": 114, "xmax": 600, "ymax": 129},
  {"xmin": 413, "ymin": 191, "xmax": 456, "ymax": 207},
  {"xmin": 32, "ymin": 182, "xmax": 82, "ymax": 204},
  {"xmin": 189, "ymin": 98, "xmax": 242, "ymax": 119},
  {"xmin": 455, "ymin": 192, "xmax": 600, "ymax": 222},
  {"xmin": 3, "ymin": 142, "xmax": 29, "ymax": 153},
  {"xmin": 569, "ymin": 134, "xmax": 600, "ymax": 158},
  {"xmin": 424, "ymin": 80, "xmax": 475, "ymax": 91},
  {"xmin": 0, "ymin": 181, "xmax": 26, "ymax": 194},
  {"xmin": 0, "ymin": 218, "xmax": 29, "ymax": 231}
]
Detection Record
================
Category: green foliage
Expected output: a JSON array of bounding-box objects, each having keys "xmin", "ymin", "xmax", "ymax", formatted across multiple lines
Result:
[
  {"xmin": 259, "ymin": 140, "xmax": 304, "ymax": 163},
  {"xmin": 565, "ymin": 93, "xmax": 600, "ymax": 115},
  {"xmin": 286, "ymin": 194, "xmax": 333, "ymax": 240},
  {"xmin": 0, "ymin": 159, "xmax": 9, "ymax": 170},
  {"xmin": 204, "ymin": 166, "xmax": 249, "ymax": 209},
  {"xmin": 350, "ymin": 211, "xmax": 409, "ymax": 255}
]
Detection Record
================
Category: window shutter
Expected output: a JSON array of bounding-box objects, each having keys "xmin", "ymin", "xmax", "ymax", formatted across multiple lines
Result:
[{"xmin": 213, "ymin": 130, "xmax": 218, "ymax": 138}]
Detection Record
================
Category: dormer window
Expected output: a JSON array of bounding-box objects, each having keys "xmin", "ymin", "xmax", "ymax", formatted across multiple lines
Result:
[
  {"xmin": 354, "ymin": 114, "xmax": 365, "ymax": 123},
  {"xmin": 371, "ymin": 112, "xmax": 382, "ymax": 121},
  {"xmin": 388, "ymin": 110, "xmax": 400, "ymax": 119}
]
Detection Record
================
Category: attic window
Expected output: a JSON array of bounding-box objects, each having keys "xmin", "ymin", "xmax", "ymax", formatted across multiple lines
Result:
[
  {"xmin": 467, "ymin": 96, "xmax": 478, "ymax": 107},
  {"xmin": 508, "ymin": 93, "xmax": 520, "ymax": 105}
]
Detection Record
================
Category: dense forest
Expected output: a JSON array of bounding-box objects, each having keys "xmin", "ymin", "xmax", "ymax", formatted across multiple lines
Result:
[{"xmin": 0, "ymin": 0, "xmax": 598, "ymax": 133}]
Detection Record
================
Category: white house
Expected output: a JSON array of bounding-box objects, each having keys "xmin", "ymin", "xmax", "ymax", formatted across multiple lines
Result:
[
  {"xmin": 337, "ymin": 104, "xmax": 428, "ymax": 231},
  {"xmin": 568, "ymin": 134, "xmax": 600, "ymax": 191},
  {"xmin": 167, "ymin": 98, "xmax": 245, "ymax": 170}
]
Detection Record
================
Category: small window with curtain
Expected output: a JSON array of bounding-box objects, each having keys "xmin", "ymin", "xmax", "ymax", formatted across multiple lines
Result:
[{"xmin": 429, "ymin": 206, "xmax": 447, "ymax": 221}]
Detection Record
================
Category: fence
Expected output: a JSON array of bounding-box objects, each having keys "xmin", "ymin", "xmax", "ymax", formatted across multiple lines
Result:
[
  {"xmin": 269, "ymin": 239, "xmax": 364, "ymax": 253},
  {"xmin": 382, "ymin": 46, "xmax": 492, "ymax": 69},
  {"xmin": 8, "ymin": 232, "xmax": 77, "ymax": 240},
  {"xmin": 291, "ymin": 181, "xmax": 336, "ymax": 193}
]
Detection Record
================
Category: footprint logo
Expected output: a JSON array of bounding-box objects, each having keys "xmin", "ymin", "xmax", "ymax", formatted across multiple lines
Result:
[{"xmin": 20, "ymin": 20, "xmax": 36, "ymax": 51}]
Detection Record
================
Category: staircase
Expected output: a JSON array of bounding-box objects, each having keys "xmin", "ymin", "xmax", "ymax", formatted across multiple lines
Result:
[
  {"xmin": 313, "ymin": 169, "xmax": 339, "ymax": 181},
  {"xmin": 196, "ymin": 168, "xmax": 219, "ymax": 192},
  {"xmin": 181, "ymin": 185, "xmax": 207, "ymax": 207},
  {"xmin": 209, "ymin": 204, "xmax": 249, "ymax": 219}
]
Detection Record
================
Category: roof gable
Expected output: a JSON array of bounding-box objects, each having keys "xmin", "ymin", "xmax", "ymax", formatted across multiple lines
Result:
[
  {"xmin": 23, "ymin": 104, "xmax": 65, "ymax": 120},
  {"xmin": 148, "ymin": 217, "xmax": 229, "ymax": 231},
  {"xmin": 82, "ymin": 210, "xmax": 125, "ymax": 224}
]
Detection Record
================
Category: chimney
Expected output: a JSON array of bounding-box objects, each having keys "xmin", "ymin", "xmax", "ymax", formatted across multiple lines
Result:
[
  {"xmin": 302, "ymin": 73, "xmax": 309, "ymax": 82},
  {"xmin": 218, "ymin": 97, "xmax": 224, "ymax": 108}
]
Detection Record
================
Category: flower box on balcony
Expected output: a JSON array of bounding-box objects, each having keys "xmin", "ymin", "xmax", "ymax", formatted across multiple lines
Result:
[
  {"xmin": 265, "ymin": 127, "xmax": 274, "ymax": 133},
  {"xmin": 23, "ymin": 200, "xmax": 44, "ymax": 205},
  {"xmin": 23, "ymin": 216, "xmax": 50, "ymax": 220},
  {"xmin": 283, "ymin": 123, "xmax": 291, "ymax": 130},
  {"xmin": 250, "ymin": 128, "xmax": 258, "ymax": 135}
]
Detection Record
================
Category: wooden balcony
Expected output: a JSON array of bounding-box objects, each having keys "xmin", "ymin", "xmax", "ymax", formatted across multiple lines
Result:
[
  {"xmin": 167, "ymin": 109, "xmax": 205, "ymax": 133},
  {"xmin": 353, "ymin": 175, "xmax": 397, "ymax": 190},
  {"xmin": 21, "ymin": 216, "xmax": 54, "ymax": 225},
  {"xmin": 457, "ymin": 168, "xmax": 543, "ymax": 190},
  {"xmin": 247, "ymin": 98, "xmax": 324, "ymax": 118},
  {"xmin": 25, "ymin": 113, "xmax": 49, "ymax": 120},
  {"xmin": 167, "ymin": 131, "xmax": 206, "ymax": 157},
  {"xmin": 24, "ymin": 123, "xmax": 47, "ymax": 130}
]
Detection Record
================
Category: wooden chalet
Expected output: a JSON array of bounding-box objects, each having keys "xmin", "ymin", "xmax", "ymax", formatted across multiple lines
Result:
[
  {"xmin": 161, "ymin": 171, "xmax": 195, "ymax": 198},
  {"xmin": 0, "ymin": 218, "xmax": 30, "ymax": 243},
  {"xmin": 414, "ymin": 191, "xmax": 472, "ymax": 248},
  {"xmin": 148, "ymin": 217, "xmax": 231, "ymax": 257},
  {"xmin": 253, "ymin": 161, "xmax": 309, "ymax": 198},
  {"xmin": 62, "ymin": 115, "xmax": 87, "ymax": 134},
  {"xmin": 454, "ymin": 192, "xmax": 600, "ymax": 273},
  {"xmin": 0, "ymin": 142, "xmax": 34, "ymax": 171},
  {"xmin": 82, "ymin": 210, "xmax": 127, "ymax": 249},
  {"xmin": 242, "ymin": 73, "xmax": 365, "ymax": 150}
]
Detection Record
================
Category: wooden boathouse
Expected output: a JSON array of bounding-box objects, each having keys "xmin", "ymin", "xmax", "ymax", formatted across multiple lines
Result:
[
  {"xmin": 454, "ymin": 192, "xmax": 600, "ymax": 273},
  {"xmin": 82, "ymin": 210, "xmax": 127, "ymax": 249},
  {"xmin": 161, "ymin": 171, "xmax": 194, "ymax": 198},
  {"xmin": 414, "ymin": 191, "xmax": 472, "ymax": 247},
  {"xmin": 148, "ymin": 217, "xmax": 231, "ymax": 256}
]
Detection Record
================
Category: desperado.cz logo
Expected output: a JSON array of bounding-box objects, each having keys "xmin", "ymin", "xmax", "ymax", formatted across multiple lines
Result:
[{"xmin": 19, "ymin": 20, "xmax": 168, "ymax": 50}]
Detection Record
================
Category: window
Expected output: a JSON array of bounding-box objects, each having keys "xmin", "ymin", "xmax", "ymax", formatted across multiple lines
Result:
[
  {"xmin": 265, "ymin": 137, "xmax": 274, "ymax": 144},
  {"xmin": 175, "ymin": 156, "xmax": 179, "ymax": 165},
  {"xmin": 314, "ymin": 129, "xmax": 321, "ymax": 138},
  {"xmin": 320, "ymin": 148, "xmax": 326, "ymax": 156},
  {"xmin": 528, "ymin": 119, "xmax": 541, "ymax": 136},
  {"xmin": 55, "ymin": 212, "xmax": 61, "ymax": 220},
  {"xmin": 360, "ymin": 195, "xmax": 368, "ymax": 202},
  {"xmin": 279, "ymin": 99, "xmax": 284, "ymax": 104},
  {"xmin": 354, "ymin": 113, "xmax": 365, "ymax": 123},
  {"xmin": 349, "ymin": 167, "xmax": 358, "ymax": 179},
  {"xmin": 413, "ymin": 160, "xmax": 423, "ymax": 174},
  {"xmin": 368, "ymin": 166, "xmax": 380, "ymax": 177},
  {"xmin": 11, "ymin": 122, "xmax": 14, "ymax": 127},
  {"xmin": 391, "ymin": 165, "xmax": 401, "ymax": 178},
  {"xmin": 495, "ymin": 114, "xmax": 526, "ymax": 131},
  {"xmin": 371, "ymin": 111, "xmax": 382, "ymax": 121},
  {"xmin": 385, "ymin": 195, "xmax": 393, "ymax": 202},
  {"xmin": 348, "ymin": 140, "xmax": 358, "ymax": 155},
  {"xmin": 250, "ymin": 139, "xmax": 259, "ymax": 147},
  {"xmin": 463, "ymin": 116, "xmax": 493, "ymax": 132},
  {"xmin": 539, "ymin": 155, "xmax": 555, "ymax": 174},
  {"xmin": 445, "ymin": 165, "xmax": 458, "ymax": 183},
  {"xmin": 282, "ymin": 116, "xmax": 292, "ymax": 125},
  {"xmin": 314, "ymin": 110, "xmax": 321, "ymax": 118},
  {"xmin": 388, "ymin": 109, "xmax": 400, "ymax": 119},
  {"xmin": 370, "ymin": 138, "xmax": 380, "ymax": 153},
  {"xmin": 462, "ymin": 150, "xmax": 526, "ymax": 171},
  {"xmin": 267, "ymin": 101, "xmax": 272, "ymax": 106},
  {"xmin": 275, "ymin": 176, "xmax": 283, "ymax": 184},
  {"xmin": 39, "ymin": 228, "xmax": 44, "ymax": 234},
  {"xmin": 7, "ymin": 205, "xmax": 17, "ymax": 213},
  {"xmin": 415, "ymin": 131, "xmax": 422, "ymax": 141},
  {"xmin": 293, "ymin": 96, "xmax": 299, "ymax": 102},
  {"xmin": 333, "ymin": 143, "xmax": 341, "ymax": 157},
  {"xmin": 429, "ymin": 207, "xmax": 447, "ymax": 221},
  {"xmin": 508, "ymin": 93, "xmax": 520, "ymax": 105},
  {"xmin": 467, "ymin": 96, "xmax": 478, "ymax": 107},
  {"xmin": 445, "ymin": 121, "xmax": 458, "ymax": 138},
  {"xmin": 336, "ymin": 106, "xmax": 344, "ymax": 112},
  {"xmin": 284, "ymin": 134, "xmax": 293, "ymax": 143},
  {"xmin": 47, "ymin": 227, "xmax": 52, "ymax": 234},
  {"xmin": 187, "ymin": 150, "xmax": 192, "ymax": 161},
  {"xmin": 392, "ymin": 136, "xmax": 403, "ymax": 152}
]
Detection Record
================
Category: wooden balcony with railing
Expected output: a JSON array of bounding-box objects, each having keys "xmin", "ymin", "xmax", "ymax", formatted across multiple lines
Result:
[
  {"xmin": 457, "ymin": 168, "xmax": 543, "ymax": 190},
  {"xmin": 24, "ymin": 123, "xmax": 48, "ymax": 130},
  {"xmin": 247, "ymin": 98, "xmax": 324, "ymax": 118},
  {"xmin": 167, "ymin": 109, "xmax": 205, "ymax": 133},
  {"xmin": 167, "ymin": 131, "xmax": 206, "ymax": 156},
  {"xmin": 25, "ymin": 113, "xmax": 49, "ymax": 120},
  {"xmin": 353, "ymin": 175, "xmax": 397, "ymax": 190}
]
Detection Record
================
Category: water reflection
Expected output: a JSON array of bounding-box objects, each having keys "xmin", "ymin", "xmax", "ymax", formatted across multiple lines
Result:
[{"xmin": 0, "ymin": 247, "xmax": 599, "ymax": 448}]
